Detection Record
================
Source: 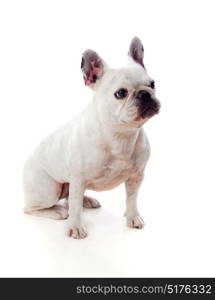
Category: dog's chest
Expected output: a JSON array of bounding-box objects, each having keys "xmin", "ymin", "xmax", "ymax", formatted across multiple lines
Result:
[{"xmin": 86, "ymin": 156, "xmax": 136, "ymax": 191}]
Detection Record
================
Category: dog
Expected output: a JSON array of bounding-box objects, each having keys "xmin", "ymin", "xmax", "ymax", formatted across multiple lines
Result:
[{"xmin": 23, "ymin": 37, "xmax": 160, "ymax": 239}]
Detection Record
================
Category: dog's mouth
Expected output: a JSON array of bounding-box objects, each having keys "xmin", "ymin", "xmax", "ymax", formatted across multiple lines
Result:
[
  {"xmin": 120, "ymin": 98, "xmax": 161, "ymax": 126},
  {"xmin": 137, "ymin": 98, "xmax": 161, "ymax": 119},
  {"xmin": 134, "ymin": 93, "xmax": 161, "ymax": 121},
  {"xmin": 141, "ymin": 103, "xmax": 160, "ymax": 118}
]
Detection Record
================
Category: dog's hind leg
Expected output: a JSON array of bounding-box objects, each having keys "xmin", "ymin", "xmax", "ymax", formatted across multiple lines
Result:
[
  {"xmin": 23, "ymin": 158, "xmax": 68, "ymax": 220},
  {"xmin": 83, "ymin": 196, "xmax": 101, "ymax": 208},
  {"xmin": 23, "ymin": 205, "xmax": 68, "ymax": 219},
  {"xmin": 58, "ymin": 183, "xmax": 101, "ymax": 209}
]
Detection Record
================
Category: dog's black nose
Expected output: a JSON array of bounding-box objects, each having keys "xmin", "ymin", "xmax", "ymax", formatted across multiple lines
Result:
[{"xmin": 136, "ymin": 90, "xmax": 151, "ymax": 103}]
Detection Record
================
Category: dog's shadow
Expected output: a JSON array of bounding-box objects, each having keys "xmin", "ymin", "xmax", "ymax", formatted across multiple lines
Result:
[
  {"xmin": 25, "ymin": 205, "xmax": 126, "ymax": 239},
  {"xmin": 23, "ymin": 206, "xmax": 135, "ymax": 275}
]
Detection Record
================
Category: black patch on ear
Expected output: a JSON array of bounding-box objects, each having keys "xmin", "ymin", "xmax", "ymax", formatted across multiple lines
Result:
[
  {"xmin": 81, "ymin": 58, "xmax": 84, "ymax": 69},
  {"xmin": 92, "ymin": 74, "xmax": 97, "ymax": 83},
  {"xmin": 129, "ymin": 36, "xmax": 145, "ymax": 68}
]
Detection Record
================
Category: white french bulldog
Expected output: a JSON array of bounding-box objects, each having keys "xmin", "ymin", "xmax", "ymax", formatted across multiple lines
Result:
[{"xmin": 23, "ymin": 37, "xmax": 160, "ymax": 239}]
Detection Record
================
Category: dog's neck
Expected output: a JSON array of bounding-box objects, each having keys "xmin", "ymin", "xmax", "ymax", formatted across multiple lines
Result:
[
  {"xmin": 109, "ymin": 128, "xmax": 141, "ymax": 159},
  {"xmin": 93, "ymin": 98, "xmax": 141, "ymax": 158}
]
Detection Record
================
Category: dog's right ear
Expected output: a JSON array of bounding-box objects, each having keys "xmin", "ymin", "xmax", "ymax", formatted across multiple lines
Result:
[{"xmin": 81, "ymin": 50, "xmax": 107, "ymax": 89}]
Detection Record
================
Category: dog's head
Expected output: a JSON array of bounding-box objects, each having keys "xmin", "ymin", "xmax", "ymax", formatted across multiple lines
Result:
[{"xmin": 81, "ymin": 37, "xmax": 160, "ymax": 128}]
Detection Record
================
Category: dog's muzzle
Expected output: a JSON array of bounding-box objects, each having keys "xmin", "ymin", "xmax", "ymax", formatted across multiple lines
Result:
[{"xmin": 135, "ymin": 90, "xmax": 160, "ymax": 118}]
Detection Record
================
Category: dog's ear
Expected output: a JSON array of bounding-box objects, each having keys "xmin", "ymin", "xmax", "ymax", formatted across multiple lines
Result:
[
  {"xmin": 81, "ymin": 50, "xmax": 108, "ymax": 89},
  {"xmin": 128, "ymin": 37, "xmax": 144, "ymax": 68}
]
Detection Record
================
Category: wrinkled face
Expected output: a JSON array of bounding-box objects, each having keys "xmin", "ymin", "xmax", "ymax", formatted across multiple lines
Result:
[
  {"xmin": 81, "ymin": 37, "xmax": 160, "ymax": 128},
  {"xmin": 98, "ymin": 67, "xmax": 160, "ymax": 126}
]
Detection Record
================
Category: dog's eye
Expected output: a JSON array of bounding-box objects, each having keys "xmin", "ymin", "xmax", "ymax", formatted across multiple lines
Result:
[
  {"xmin": 150, "ymin": 81, "xmax": 155, "ymax": 89},
  {"xmin": 114, "ymin": 88, "xmax": 128, "ymax": 99}
]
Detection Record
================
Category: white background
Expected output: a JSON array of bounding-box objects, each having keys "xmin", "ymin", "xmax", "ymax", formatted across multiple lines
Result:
[{"xmin": 0, "ymin": 0, "xmax": 215, "ymax": 277}]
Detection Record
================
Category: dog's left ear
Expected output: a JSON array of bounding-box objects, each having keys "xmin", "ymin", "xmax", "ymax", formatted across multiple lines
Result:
[
  {"xmin": 81, "ymin": 49, "xmax": 108, "ymax": 89},
  {"xmin": 128, "ymin": 37, "xmax": 144, "ymax": 68}
]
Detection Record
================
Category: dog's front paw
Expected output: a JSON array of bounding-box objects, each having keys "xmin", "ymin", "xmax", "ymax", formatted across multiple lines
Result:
[
  {"xmin": 127, "ymin": 215, "xmax": 145, "ymax": 229},
  {"xmin": 66, "ymin": 219, "xmax": 88, "ymax": 239}
]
